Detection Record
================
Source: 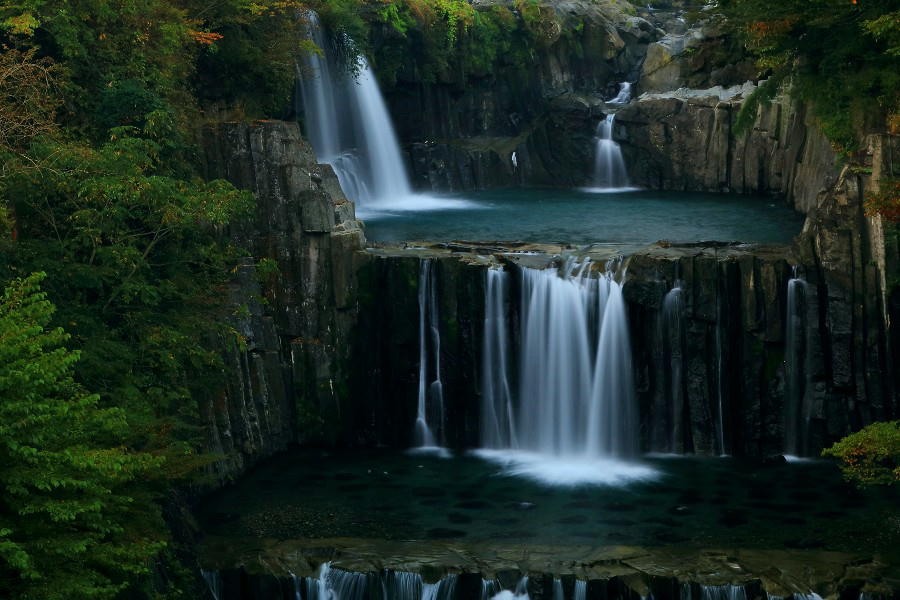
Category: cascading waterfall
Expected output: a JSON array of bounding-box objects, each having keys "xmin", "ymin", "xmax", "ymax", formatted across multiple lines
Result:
[
  {"xmin": 784, "ymin": 267, "xmax": 811, "ymax": 458},
  {"xmin": 481, "ymin": 267, "xmax": 516, "ymax": 449},
  {"xmin": 699, "ymin": 585, "xmax": 747, "ymax": 600},
  {"xmin": 477, "ymin": 259, "xmax": 654, "ymax": 485},
  {"xmin": 414, "ymin": 259, "xmax": 445, "ymax": 450},
  {"xmin": 608, "ymin": 81, "xmax": 632, "ymax": 104},
  {"xmin": 297, "ymin": 13, "xmax": 413, "ymax": 211},
  {"xmin": 303, "ymin": 562, "xmax": 368, "ymax": 600},
  {"xmin": 662, "ymin": 280, "xmax": 685, "ymax": 454},
  {"xmin": 589, "ymin": 114, "xmax": 631, "ymax": 190}
]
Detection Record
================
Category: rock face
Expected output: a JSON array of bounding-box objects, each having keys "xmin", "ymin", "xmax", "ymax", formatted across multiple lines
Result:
[
  {"xmin": 615, "ymin": 91, "xmax": 839, "ymax": 213},
  {"xmin": 198, "ymin": 112, "xmax": 896, "ymax": 470},
  {"xmin": 200, "ymin": 120, "xmax": 364, "ymax": 482},
  {"xmin": 373, "ymin": 0, "xmax": 661, "ymax": 190}
]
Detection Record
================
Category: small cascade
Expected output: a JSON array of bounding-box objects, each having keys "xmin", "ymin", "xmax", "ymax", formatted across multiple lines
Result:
[
  {"xmin": 385, "ymin": 571, "xmax": 424, "ymax": 600},
  {"xmin": 483, "ymin": 579, "xmax": 501, "ymax": 600},
  {"xmin": 298, "ymin": 13, "xmax": 414, "ymax": 212},
  {"xmin": 608, "ymin": 81, "xmax": 633, "ymax": 104},
  {"xmin": 415, "ymin": 259, "xmax": 444, "ymax": 450},
  {"xmin": 575, "ymin": 581, "xmax": 587, "ymax": 600},
  {"xmin": 784, "ymin": 267, "xmax": 811, "ymax": 457},
  {"xmin": 699, "ymin": 585, "xmax": 748, "ymax": 600},
  {"xmin": 714, "ymin": 284, "xmax": 728, "ymax": 456},
  {"xmin": 303, "ymin": 562, "xmax": 368, "ymax": 600},
  {"xmin": 201, "ymin": 569, "xmax": 222, "ymax": 600},
  {"xmin": 423, "ymin": 575, "xmax": 457, "ymax": 600},
  {"xmin": 589, "ymin": 114, "xmax": 631, "ymax": 191},
  {"xmin": 553, "ymin": 578, "xmax": 564, "ymax": 600},
  {"xmin": 481, "ymin": 267, "xmax": 516, "ymax": 449},
  {"xmin": 662, "ymin": 280, "xmax": 685, "ymax": 453}
]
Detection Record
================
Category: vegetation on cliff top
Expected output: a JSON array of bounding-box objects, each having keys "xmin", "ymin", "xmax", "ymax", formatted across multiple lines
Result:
[
  {"xmin": 720, "ymin": 0, "xmax": 900, "ymax": 154},
  {"xmin": 823, "ymin": 421, "xmax": 900, "ymax": 486}
]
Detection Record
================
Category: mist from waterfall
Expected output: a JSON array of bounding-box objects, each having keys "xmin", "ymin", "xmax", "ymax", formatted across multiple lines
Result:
[
  {"xmin": 476, "ymin": 259, "xmax": 655, "ymax": 485},
  {"xmin": 298, "ymin": 13, "xmax": 472, "ymax": 216}
]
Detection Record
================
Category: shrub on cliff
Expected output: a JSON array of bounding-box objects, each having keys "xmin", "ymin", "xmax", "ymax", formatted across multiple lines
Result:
[
  {"xmin": 823, "ymin": 421, "xmax": 900, "ymax": 486},
  {"xmin": 720, "ymin": 0, "xmax": 900, "ymax": 152}
]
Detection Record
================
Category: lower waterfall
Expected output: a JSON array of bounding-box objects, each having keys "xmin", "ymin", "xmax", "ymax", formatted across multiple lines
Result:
[
  {"xmin": 784, "ymin": 267, "xmax": 811, "ymax": 458},
  {"xmin": 477, "ymin": 260, "xmax": 654, "ymax": 485},
  {"xmin": 413, "ymin": 259, "xmax": 445, "ymax": 452}
]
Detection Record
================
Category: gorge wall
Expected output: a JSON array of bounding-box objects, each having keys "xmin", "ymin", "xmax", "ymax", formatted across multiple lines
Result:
[{"xmin": 197, "ymin": 109, "xmax": 896, "ymax": 477}]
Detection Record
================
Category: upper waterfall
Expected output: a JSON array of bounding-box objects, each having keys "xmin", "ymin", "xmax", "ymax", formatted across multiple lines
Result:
[
  {"xmin": 298, "ymin": 13, "xmax": 472, "ymax": 216},
  {"xmin": 298, "ymin": 13, "xmax": 410, "ymax": 210}
]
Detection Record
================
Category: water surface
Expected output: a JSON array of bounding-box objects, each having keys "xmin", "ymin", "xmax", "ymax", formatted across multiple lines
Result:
[
  {"xmin": 200, "ymin": 449, "xmax": 898, "ymax": 553},
  {"xmin": 362, "ymin": 189, "xmax": 804, "ymax": 245}
]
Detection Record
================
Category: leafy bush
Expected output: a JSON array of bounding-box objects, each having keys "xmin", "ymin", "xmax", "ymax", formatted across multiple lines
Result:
[{"xmin": 822, "ymin": 421, "xmax": 900, "ymax": 486}]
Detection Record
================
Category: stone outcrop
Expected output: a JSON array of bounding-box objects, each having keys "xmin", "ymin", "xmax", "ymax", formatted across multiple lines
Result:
[
  {"xmin": 200, "ymin": 120, "xmax": 364, "ymax": 483},
  {"xmin": 373, "ymin": 0, "xmax": 662, "ymax": 190},
  {"xmin": 197, "ymin": 112, "xmax": 896, "ymax": 470},
  {"xmin": 615, "ymin": 90, "xmax": 839, "ymax": 213},
  {"xmin": 198, "ymin": 537, "xmax": 900, "ymax": 600}
]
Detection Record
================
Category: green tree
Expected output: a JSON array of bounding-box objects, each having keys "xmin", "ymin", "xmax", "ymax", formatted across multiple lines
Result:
[
  {"xmin": 823, "ymin": 421, "xmax": 900, "ymax": 486},
  {"xmin": 0, "ymin": 273, "xmax": 166, "ymax": 599}
]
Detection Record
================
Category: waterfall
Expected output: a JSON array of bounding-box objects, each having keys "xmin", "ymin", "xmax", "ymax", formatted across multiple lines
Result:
[
  {"xmin": 481, "ymin": 268, "xmax": 516, "ymax": 449},
  {"xmin": 588, "ymin": 114, "xmax": 631, "ymax": 191},
  {"xmin": 553, "ymin": 578, "xmax": 564, "ymax": 600},
  {"xmin": 714, "ymin": 284, "xmax": 727, "ymax": 456},
  {"xmin": 784, "ymin": 267, "xmax": 811, "ymax": 457},
  {"xmin": 385, "ymin": 571, "xmax": 424, "ymax": 600},
  {"xmin": 662, "ymin": 281, "xmax": 685, "ymax": 454},
  {"xmin": 587, "ymin": 271, "xmax": 638, "ymax": 457},
  {"xmin": 476, "ymin": 259, "xmax": 655, "ymax": 485},
  {"xmin": 608, "ymin": 81, "xmax": 632, "ymax": 104},
  {"xmin": 575, "ymin": 581, "xmax": 587, "ymax": 600},
  {"xmin": 297, "ymin": 13, "xmax": 413, "ymax": 212},
  {"xmin": 201, "ymin": 569, "xmax": 222, "ymax": 600},
  {"xmin": 303, "ymin": 562, "xmax": 368, "ymax": 600},
  {"xmin": 414, "ymin": 259, "xmax": 445, "ymax": 450},
  {"xmin": 423, "ymin": 575, "xmax": 457, "ymax": 600},
  {"xmin": 700, "ymin": 585, "xmax": 747, "ymax": 600}
]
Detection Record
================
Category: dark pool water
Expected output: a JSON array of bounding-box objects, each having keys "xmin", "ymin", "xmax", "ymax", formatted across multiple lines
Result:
[
  {"xmin": 199, "ymin": 450, "xmax": 899, "ymax": 553},
  {"xmin": 361, "ymin": 189, "xmax": 805, "ymax": 245}
]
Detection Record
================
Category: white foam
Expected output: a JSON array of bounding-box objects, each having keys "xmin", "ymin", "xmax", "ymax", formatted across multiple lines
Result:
[
  {"xmin": 406, "ymin": 446, "xmax": 453, "ymax": 459},
  {"xmin": 783, "ymin": 454, "xmax": 819, "ymax": 464},
  {"xmin": 356, "ymin": 194, "xmax": 481, "ymax": 218},
  {"xmin": 491, "ymin": 591, "xmax": 529, "ymax": 600},
  {"xmin": 580, "ymin": 186, "xmax": 642, "ymax": 194},
  {"xmin": 472, "ymin": 449, "xmax": 659, "ymax": 486}
]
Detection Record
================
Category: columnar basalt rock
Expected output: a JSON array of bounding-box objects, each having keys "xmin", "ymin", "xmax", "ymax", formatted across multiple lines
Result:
[
  {"xmin": 376, "ymin": 0, "xmax": 662, "ymax": 191},
  {"xmin": 201, "ymin": 120, "xmax": 365, "ymax": 482},
  {"xmin": 614, "ymin": 91, "xmax": 839, "ymax": 213}
]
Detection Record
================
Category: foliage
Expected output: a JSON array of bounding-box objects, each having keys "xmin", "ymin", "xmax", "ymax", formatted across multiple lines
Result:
[
  {"xmin": 2, "ymin": 127, "xmax": 253, "ymax": 462},
  {"xmin": 823, "ymin": 421, "xmax": 900, "ymax": 486},
  {"xmin": 0, "ymin": 273, "xmax": 166, "ymax": 599},
  {"xmin": 718, "ymin": 0, "xmax": 900, "ymax": 153},
  {"xmin": 864, "ymin": 178, "xmax": 900, "ymax": 223}
]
